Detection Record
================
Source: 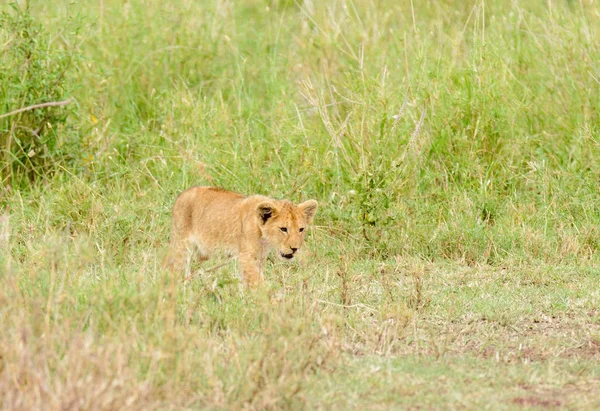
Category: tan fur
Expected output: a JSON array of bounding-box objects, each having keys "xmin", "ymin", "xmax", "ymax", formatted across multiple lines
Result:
[{"xmin": 165, "ymin": 186, "xmax": 318, "ymax": 287}]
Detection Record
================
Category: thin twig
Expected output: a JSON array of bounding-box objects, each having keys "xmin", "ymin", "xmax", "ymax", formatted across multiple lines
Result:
[
  {"xmin": 286, "ymin": 175, "xmax": 311, "ymax": 199},
  {"xmin": 183, "ymin": 257, "xmax": 234, "ymax": 282},
  {"xmin": 0, "ymin": 98, "xmax": 73, "ymax": 120},
  {"xmin": 316, "ymin": 299, "xmax": 377, "ymax": 312}
]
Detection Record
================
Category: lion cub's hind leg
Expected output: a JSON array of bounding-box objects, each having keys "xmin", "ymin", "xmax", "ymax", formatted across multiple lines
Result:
[{"xmin": 165, "ymin": 232, "xmax": 209, "ymax": 276}]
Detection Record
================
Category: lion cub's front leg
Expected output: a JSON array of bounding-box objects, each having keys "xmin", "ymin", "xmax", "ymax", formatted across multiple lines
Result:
[{"xmin": 238, "ymin": 242, "xmax": 267, "ymax": 287}]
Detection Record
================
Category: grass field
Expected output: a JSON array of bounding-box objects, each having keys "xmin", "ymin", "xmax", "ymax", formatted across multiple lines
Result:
[{"xmin": 1, "ymin": 0, "xmax": 600, "ymax": 408}]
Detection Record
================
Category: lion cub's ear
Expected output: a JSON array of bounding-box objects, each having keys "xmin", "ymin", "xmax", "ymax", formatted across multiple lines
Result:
[
  {"xmin": 298, "ymin": 200, "xmax": 318, "ymax": 224},
  {"xmin": 257, "ymin": 201, "xmax": 278, "ymax": 224}
]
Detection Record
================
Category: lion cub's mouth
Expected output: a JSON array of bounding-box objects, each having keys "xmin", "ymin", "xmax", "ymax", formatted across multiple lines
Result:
[{"xmin": 280, "ymin": 252, "xmax": 295, "ymax": 260}]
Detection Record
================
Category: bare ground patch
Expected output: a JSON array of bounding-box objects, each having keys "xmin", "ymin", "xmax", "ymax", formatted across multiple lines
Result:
[{"xmin": 511, "ymin": 380, "xmax": 600, "ymax": 409}]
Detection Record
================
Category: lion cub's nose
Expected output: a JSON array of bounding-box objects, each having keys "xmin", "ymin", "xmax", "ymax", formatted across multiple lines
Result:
[{"xmin": 291, "ymin": 247, "xmax": 298, "ymax": 253}]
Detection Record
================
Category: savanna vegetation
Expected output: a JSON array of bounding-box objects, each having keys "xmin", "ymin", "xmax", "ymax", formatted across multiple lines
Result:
[{"xmin": 1, "ymin": 0, "xmax": 599, "ymax": 408}]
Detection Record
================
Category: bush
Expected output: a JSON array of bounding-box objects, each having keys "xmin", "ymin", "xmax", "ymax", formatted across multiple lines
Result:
[{"xmin": 0, "ymin": 4, "xmax": 77, "ymax": 186}]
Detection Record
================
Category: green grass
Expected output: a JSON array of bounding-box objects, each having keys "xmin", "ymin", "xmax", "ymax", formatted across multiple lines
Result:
[{"xmin": 1, "ymin": 0, "xmax": 600, "ymax": 408}]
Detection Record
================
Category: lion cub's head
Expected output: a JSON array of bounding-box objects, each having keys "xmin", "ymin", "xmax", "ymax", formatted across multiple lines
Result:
[{"xmin": 256, "ymin": 199, "xmax": 318, "ymax": 261}]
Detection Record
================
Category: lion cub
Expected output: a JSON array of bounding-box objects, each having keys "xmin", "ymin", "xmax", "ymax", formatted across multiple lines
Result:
[{"xmin": 165, "ymin": 186, "xmax": 318, "ymax": 287}]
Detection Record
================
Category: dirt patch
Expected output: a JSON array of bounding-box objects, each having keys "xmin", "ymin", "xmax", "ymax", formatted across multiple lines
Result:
[
  {"xmin": 341, "ymin": 311, "xmax": 600, "ymax": 363},
  {"xmin": 446, "ymin": 313, "xmax": 600, "ymax": 363},
  {"xmin": 563, "ymin": 338, "xmax": 600, "ymax": 360},
  {"xmin": 512, "ymin": 396, "xmax": 562, "ymax": 408},
  {"xmin": 511, "ymin": 380, "xmax": 600, "ymax": 409}
]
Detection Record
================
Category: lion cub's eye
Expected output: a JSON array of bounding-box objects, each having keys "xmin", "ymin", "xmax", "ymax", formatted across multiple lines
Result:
[
  {"xmin": 299, "ymin": 227, "xmax": 305, "ymax": 233},
  {"xmin": 280, "ymin": 227, "xmax": 288, "ymax": 233}
]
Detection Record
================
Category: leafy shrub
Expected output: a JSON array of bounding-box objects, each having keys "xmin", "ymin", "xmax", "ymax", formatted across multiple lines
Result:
[{"xmin": 0, "ymin": 4, "xmax": 77, "ymax": 186}]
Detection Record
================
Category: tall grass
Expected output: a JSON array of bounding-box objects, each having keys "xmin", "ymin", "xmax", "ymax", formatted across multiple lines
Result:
[{"xmin": 1, "ymin": 0, "xmax": 599, "ymax": 408}]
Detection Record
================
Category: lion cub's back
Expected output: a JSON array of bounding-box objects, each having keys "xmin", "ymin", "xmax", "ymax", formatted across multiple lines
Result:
[
  {"xmin": 173, "ymin": 185, "xmax": 242, "ymax": 224},
  {"xmin": 185, "ymin": 186, "xmax": 244, "ymax": 201},
  {"xmin": 171, "ymin": 186, "xmax": 251, "ymax": 250},
  {"xmin": 174, "ymin": 186, "xmax": 245, "ymax": 219}
]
